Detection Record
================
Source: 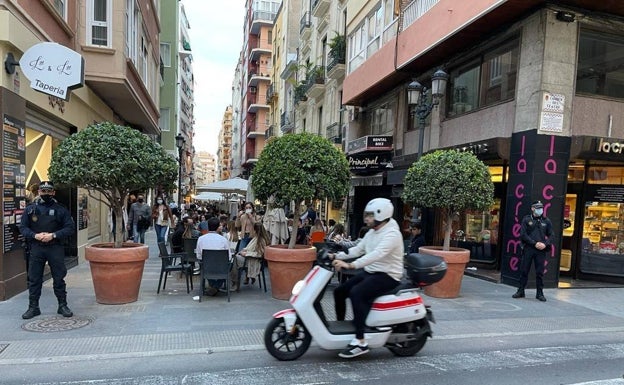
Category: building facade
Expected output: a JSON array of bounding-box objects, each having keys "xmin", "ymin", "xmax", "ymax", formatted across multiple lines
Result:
[
  {"xmin": 217, "ymin": 106, "xmax": 233, "ymax": 181},
  {"xmin": 0, "ymin": 0, "xmax": 161, "ymax": 300},
  {"xmin": 342, "ymin": 0, "xmax": 624, "ymax": 287}
]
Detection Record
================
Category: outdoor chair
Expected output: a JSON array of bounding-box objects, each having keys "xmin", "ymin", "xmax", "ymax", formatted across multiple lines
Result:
[
  {"xmin": 236, "ymin": 257, "xmax": 267, "ymax": 293},
  {"xmin": 200, "ymin": 249, "xmax": 232, "ymax": 302},
  {"xmin": 157, "ymin": 242, "xmax": 193, "ymax": 294},
  {"xmin": 183, "ymin": 237, "xmax": 200, "ymax": 269}
]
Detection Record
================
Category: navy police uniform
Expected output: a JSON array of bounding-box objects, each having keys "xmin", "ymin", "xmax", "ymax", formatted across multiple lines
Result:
[
  {"xmin": 513, "ymin": 200, "xmax": 554, "ymax": 302},
  {"xmin": 19, "ymin": 181, "xmax": 75, "ymax": 319}
]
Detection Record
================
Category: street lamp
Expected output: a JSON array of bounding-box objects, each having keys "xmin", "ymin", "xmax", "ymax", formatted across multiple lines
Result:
[
  {"xmin": 407, "ymin": 69, "xmax": 449, "ymax": 159},
  {"xmin": 175, "ymin": 133, "xmax": 185, "ymax": 206}
]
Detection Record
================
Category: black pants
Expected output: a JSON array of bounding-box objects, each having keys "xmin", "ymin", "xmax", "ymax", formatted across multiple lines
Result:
[
  {"xmin": 518, "ymin": 248, "xmax": 547, "ymax": 292},
  {"xmin": 334, "ymin": 271, "xmax": 399, "ymax": 339},
  {"xmin": 28, "ymin": 244, "xmax": 67, "ymax": 302}
]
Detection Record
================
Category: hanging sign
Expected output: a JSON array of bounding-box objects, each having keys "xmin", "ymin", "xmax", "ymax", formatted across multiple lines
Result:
[{"xmin": 19, "ymin": 42, "xmax": 85, "ymax": 101}]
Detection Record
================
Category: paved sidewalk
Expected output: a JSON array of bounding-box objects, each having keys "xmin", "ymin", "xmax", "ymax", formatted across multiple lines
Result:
[{"xmin": 0, "ymin": 230, "xmax": 623, "ymax": 365}]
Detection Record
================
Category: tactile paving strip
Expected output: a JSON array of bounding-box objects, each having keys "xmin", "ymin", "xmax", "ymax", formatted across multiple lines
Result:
[{"xmin": 21, "ymin": 316, "xmax": 93, "ymax": 333}]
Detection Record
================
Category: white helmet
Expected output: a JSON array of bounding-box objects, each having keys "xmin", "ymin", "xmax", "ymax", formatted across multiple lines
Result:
[{"xmin": 364, "ymin": 198, "xmax": 394, "ymax": 222}]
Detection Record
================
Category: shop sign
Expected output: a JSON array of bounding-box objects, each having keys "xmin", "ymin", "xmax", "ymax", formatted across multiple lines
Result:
[
  {"xmin": 585, "ymin": 185, "xmax": 624, "ymax": 203},
  {"xmin": 348, "ymin": 152, "xmax": 393, "ymax": 174},
  {"xmin": 347, "ymin": 135, "xmax": 393, "ymax": 154},
  {"xmin": 19, "ymin": 42, "xmax": 85, "ymax": 101},
  {"xmin": 596, "ymin": 138, "xmax": 624, "ymax": 154}
]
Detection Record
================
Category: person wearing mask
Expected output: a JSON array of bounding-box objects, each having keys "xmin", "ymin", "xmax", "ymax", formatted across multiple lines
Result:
[
  {"xmin": 128, "ymin": 194, "xmax": 151, "ymax": 243},
  {"xmin": 152, "ymin": 197, "xmax": 173, "ymax": 243},
  {"xmin": 513, "ymin": 200, "xmax": 554, "ymax": 302},
  {"xmin": 238, "ymin": 202, "xmax": 256, "ymax": 250},
  {"xmin": 19, "ymin": 181, "xmax": 75, "ymax": 319},
  {"xmin": 331, "ymin": 198, "xmax": 403, "ymax": 358},
  {"xmin": 408, "ymin": 222, "xmax": 426, "ymax": 254}
]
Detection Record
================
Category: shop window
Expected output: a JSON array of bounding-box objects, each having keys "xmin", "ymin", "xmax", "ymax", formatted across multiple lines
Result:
[
  {"xmin": 448, "ymin": 39, "xmax": 519, "ymax": 117},
  {"xmin": 581, "ymin": 202, "xmax": 624, "ymax": 276},
  {"xmin": 588, "ymin": 167, "xmax": 624, "ymax": 184},
  {"xmin": 450, "ymin": 199, "xmax": 501, "ymax": 263},
  {"xmin": 563, "ymin": 194, "xmax": 576, "ymax": 237},
  {"xmin": 568, "ymin": 164, "xmax": 585, "ymax": 182},
  {"xmin": 577, "ymin": 30, "xmax": 624, "ymax": 99},
  {"xmin": 489, "ymin": 166, "xmax": 506, "ymax": 183}
]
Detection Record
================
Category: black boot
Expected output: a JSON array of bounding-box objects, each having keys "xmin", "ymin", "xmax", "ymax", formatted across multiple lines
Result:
[
  {"xmin": 57, "ymin": 298, "xmax": 73, "ymax": 317},
  {"xmin": 22, "ymin": 299, "xmax": 41, "ymax": 319},
  {"xmin": 512, "ymin": 288, "xmax": 525, "ymax": 298},
  {"xmin": 536, "ymin": 291, "xmax": 547, "ymax": 302}
]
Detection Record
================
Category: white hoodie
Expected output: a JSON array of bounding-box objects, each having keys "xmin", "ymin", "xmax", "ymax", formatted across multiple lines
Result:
[{"xmin": 337, "ymin": 218, "xmax": 404, "ymax": 281}]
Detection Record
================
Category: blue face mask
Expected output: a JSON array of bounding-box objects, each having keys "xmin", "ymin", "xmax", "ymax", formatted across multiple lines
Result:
[{"xmin": 534, "ymin": 208, "xmax": 543, "ymax": 216}]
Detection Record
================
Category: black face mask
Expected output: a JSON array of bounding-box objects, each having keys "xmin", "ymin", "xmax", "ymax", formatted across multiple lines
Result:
[
  {"xmin": 138, "ymin": 198, "xmax": 144, "ymax": 203},
  {"xmin": 40, "ymin": 195, "xmax": 53, "ymax": 203}
]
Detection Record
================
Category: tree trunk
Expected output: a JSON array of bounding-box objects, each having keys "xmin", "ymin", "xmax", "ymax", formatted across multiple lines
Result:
[
  {"xmin": 443, "ymin": 211, "xmax": 453, "ymax": 251},
  {"xmin": 288, "ymin": 201, "xmax": 299, "ymax": 249},
  {"xmin": 114, "ymin": 204, "xmax": 124, "ymax": 248}
]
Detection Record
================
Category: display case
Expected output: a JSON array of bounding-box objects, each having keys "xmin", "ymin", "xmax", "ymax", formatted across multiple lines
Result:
[{"xmin": 582, "ymin": 203, "xmax": 624, "ymax": 254}]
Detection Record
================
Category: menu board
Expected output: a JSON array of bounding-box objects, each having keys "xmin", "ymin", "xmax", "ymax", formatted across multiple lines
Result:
[{"xmin": 2, "ymin": 114, "xmax": 26, "ymax": 253}]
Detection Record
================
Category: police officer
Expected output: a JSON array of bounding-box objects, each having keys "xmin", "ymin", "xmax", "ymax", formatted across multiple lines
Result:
[
  {"xmin": 513, "ymin": 200, "xmax": 554, "ymax": 302},
  {"xmin": 19, "ymin": 181, "xmax": 75, "ymax": 319}
]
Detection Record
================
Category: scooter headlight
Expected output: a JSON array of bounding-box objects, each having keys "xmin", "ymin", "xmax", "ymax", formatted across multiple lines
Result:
[{"xmin": 291, "ymin": 279, "xmax": 306, "ymax": 296}]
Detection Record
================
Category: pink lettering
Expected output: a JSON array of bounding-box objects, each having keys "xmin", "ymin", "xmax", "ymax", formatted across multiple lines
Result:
[
  {"xmin": 542, "ymin": 185, "xmax": 554, "ymax": 200},
  {"xmin": 510, "ymin": 256, "xmax": 519, "ymax": 271},
  {"xmin": 515, "ymin": 184, "xmax": 524, "ymax": 199},
  {"xmin": 517, "ymin": 159, "xmax": 526, "ymax": 173},
  {"xmin": 545, "ymin": 159, "xmax": 557, "ymax": 174},
  {"xmin": 507, "ymin": 239, "xmax": 522, "ymax": 254},
  {"xmin": 512, "ymin": 223, "xmax": 522, "ymax": 238}
]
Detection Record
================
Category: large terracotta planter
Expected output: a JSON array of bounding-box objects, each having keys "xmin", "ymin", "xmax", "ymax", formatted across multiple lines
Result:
[
  {"xmin": 264, "ymin": 245, "xmax": 317, "ymax": 300},
  {"xmin": 85, "ymin": 242, "xmax": 149, "ymax": 304},
  {"xmin": 419, "ymin": 246, "xmax": 470, "ymax": 299}
]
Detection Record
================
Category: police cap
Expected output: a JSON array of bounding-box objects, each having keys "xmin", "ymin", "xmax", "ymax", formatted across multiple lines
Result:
[
  {"xmin": 531, "ymin": 200, "xmax": 544, "ymax": 208},
  {"xmin": 39, "ymin": 181, "xmax": 55, "ymax": 190}
]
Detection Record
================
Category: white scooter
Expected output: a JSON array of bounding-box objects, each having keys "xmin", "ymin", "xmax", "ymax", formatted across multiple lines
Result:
[{"xmin": 264, "ymin": 246, "xmax": 447, "ymax": 360}]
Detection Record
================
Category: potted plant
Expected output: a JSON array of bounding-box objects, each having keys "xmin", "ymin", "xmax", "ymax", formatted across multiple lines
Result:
[
  {"xmin": 402, "ymin": 150, "xmax": 494, "ymax": 298},
  {"xmin": 48, "ymin": 122, "xmax": 178, "ymax": 304},
  {"xmin": 328, "ymin": 31, "xmax": 346, "ymax": 64},
  {"xmin": 252, "ymin": 132, "xmax": 350, "ymax": 299}
]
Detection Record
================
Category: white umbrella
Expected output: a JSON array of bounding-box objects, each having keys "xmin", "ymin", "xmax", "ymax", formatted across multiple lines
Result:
[
  {"xmin": 196, "ymin": 177, "xmax": 248, "ymax": 195},
  {"xmin": 194, "ymin": 192, "xmax": 225, "ymax": 201}
]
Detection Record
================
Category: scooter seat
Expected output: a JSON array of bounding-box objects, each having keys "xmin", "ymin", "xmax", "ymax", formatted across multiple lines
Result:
[{"xmin": 381, "ymin": 279, "xmax": 418, "ymax": 296}]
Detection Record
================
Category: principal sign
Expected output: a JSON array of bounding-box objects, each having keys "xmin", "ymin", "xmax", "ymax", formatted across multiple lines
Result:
[{"xmin": 19, "ymin": 42, "xmax": 84, "ymax": 101}]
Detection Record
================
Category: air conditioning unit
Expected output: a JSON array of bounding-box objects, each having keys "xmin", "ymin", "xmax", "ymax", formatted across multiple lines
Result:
[{"xmin": 250, "ymin": 86, "xmax": 257, "ymax": 94}]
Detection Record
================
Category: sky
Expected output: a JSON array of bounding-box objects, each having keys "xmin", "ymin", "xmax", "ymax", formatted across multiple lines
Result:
[{"xmin": 182, "ymin": 0, "xmax": 247, "ymax": 156}]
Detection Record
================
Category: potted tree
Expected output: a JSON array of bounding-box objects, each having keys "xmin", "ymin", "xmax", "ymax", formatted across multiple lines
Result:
[
  {"xmin": 252, "ymin": 132, "xmax": 350, "ymax": 299},
  {"xmin": 328, "ymin": 31, "xmax": 346, "ymax": 64},
  {"xmin": 48, "ymin": 122, "xmax": 178, "ymax": 304},
  {"xmin": 402, "ymin": 150, "xmax": 494, "ymax": 298}
]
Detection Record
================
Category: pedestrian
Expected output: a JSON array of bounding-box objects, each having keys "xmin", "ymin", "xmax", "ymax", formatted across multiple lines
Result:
[
  {"xmin": 19, "ymin": 181, "xmax": 75, "ymax": 319},
  {"xmin": 239, "ymin": 222, "xmax": 270, "ymax": 286},
  {"xmin": 195, "ymin": 217, "xmax": 231, "ymax": 295},
  {"xmin": 408, "ymin": 222, "xmax": 426, "ymax": 254},
  {"xmin": 238, "ymin": 202, "xmax": 256, "ymax": 250},
  {"xmin": 128, "ymin": 194, "xmax": 151, "ymax": 243},
  {"xmin": 513, "ymin": 200, "xmax": 554, "ymax": 302},
  {"xmin": 331, "ymin": 198, "xmax": 403, "ymax": 358},
  {"xmin": 152, "ymin": 196, "xmax": 173, "ymax": 243}
]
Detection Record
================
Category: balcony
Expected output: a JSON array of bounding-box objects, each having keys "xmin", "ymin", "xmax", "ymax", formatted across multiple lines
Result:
[
  {"xmin": 248, "ymin": 70, "xmax": 270, "ymax": 87},
  {"xmin": 312, "ymin": 0, "xmax": 330, "ymax": 17},
  {"xmin": 265, "ymin": 124, "xmax": 276, "ymax": 139},
  {"xmin": 304, "ymin": 67, "xmax": 326, "ymax": 99},
  {"xmin": 244, "ymin": 152, "xmax": 258, "ymax": 165},
  {"xmin": 300, "ymin": 12, "xmax": 311, "ymax": 38},
  {"xmin": 266, "ymin": 84, "xmax": 277, "ymax": 101},
  {"xmin": 326, "ymin": 122, "xmax": 341, "ymax": 143},
  {"xmin": 403, "ymin": 0, "xmax": 440, "ymax": 31},
  {"xmin": 251, "ymin": 10, "xmax": 277, "ymax": 34},
  {"xmin": 246, "ymin": 122, "xmax": 268, "ymax": 138},
  {"xmin": 327, "ymin": 54, "xmax": 345, "ymax": 80},
  {"xmin": 280, "ymin": 111, "xmax": 294, "ymax": 133},
  {"xmin": 316, "ymin": 13, "xmax": 329, "ymax": 32},
  {"xmin": 247, "ymin": 94, "xmax": 270, "ymax": 113}
]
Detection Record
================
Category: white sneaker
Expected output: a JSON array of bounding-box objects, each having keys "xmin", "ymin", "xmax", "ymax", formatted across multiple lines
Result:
[{"xmin": 338, "ymin": 344, "xmax": 369, "ymax": 358}]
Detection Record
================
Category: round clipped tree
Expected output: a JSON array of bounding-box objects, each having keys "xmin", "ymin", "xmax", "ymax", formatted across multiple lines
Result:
[
  {"xmin": 252, "ymin": 132, "xmax": 350, "ymax": 249},
  {"xmin": 49, "ymin": 122, "xmax": 178, "ymax": 248},
  {"xmin": 402, "ymin": 150, "xmax": 494, "ymax": 251}
]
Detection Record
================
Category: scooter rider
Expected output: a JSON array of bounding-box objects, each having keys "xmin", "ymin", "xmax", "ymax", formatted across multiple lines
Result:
[{"xmin": 332, "ymin": 198, "xmax": 404, "ymax": 358}]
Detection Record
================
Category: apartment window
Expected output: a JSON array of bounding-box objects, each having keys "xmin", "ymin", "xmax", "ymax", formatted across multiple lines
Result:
[
  {"xmin": 53, "ymin": 0, "xmax": 66, "ymax": 19},
  {"xmin": 348, "ymin": 3, "xmax": 396, "ymax": 73},
  {"xmin": 368, "ymin": 98, "xmax": 396, "ymax": 135},
  {"xmin": 160, "ymin": 43, "xmax": 171, "ymax": 67},
  {"xmin": 448, "ymin": 39, "xmax": 519, "ymax": 117},
  {"xmin": 159, "ymin": 108, "xmax": 170, "ymax": 132},
  {"xmin": 577, "ymin": 30, "xmax": 624, "ymax": 99},
  {"xmin": 87, "ymin": 0, "xmax": 111, "ymax": 47}
]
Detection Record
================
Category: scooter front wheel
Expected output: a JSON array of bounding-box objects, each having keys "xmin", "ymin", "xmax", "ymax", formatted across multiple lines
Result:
[{"xmin": 264, "ymin": 317, "xmax": 312, "ymax": 361}]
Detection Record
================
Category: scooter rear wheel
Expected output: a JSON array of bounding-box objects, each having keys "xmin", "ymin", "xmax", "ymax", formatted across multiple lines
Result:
[
  {"xmin": 264, "ymin": 317, "xmax": 312, "ymax": 361},
  {"xmin": 386, "ymin": 320, "xmax": 429, "ymax": 357}
]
